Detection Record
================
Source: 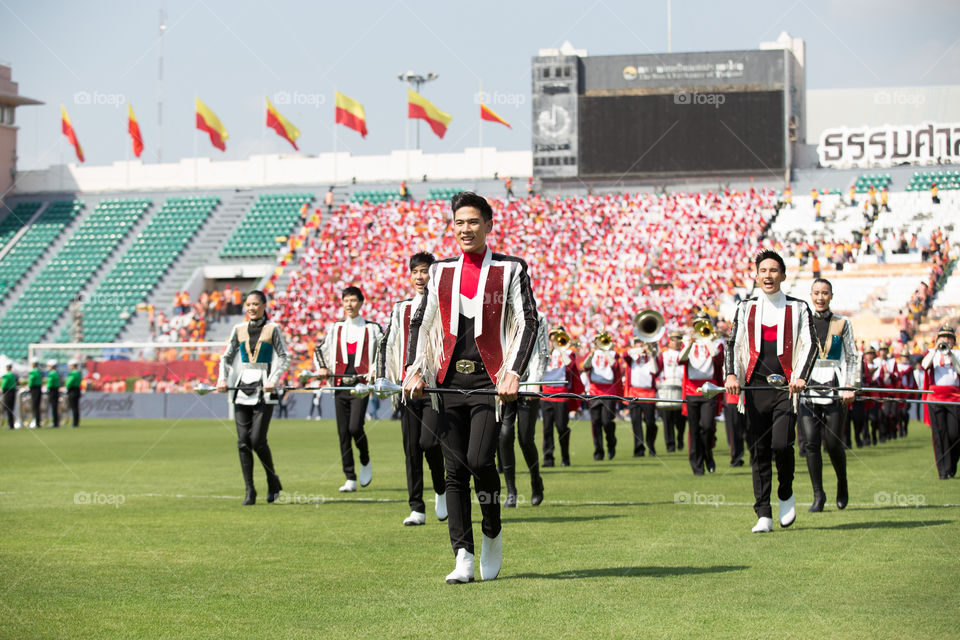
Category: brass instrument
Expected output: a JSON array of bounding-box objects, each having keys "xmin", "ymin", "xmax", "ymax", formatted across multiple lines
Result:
[
  {"xmin": 633, "ymin": 309, "xmax": 665, "ymax": 343},
  {"xmin": 693, "ymin": 317, "xmax": 716, "ymax": 340},
  {"xmin": 549, "ymin": 326, "xmax": 571, "ymax": 348},
  {"xmin": 594, "ymin": 331, "xmax": 614, "ymax": 350}
]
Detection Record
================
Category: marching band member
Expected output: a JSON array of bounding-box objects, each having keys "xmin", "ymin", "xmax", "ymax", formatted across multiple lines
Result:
[
  {"xmin": 897, "ymin": 352, "xmax": 916, "ymax": 436},
  {"xmin": 658, "ymin": 330, "xmax": 687, "ymax": 452},
  {"xmin": 2, "ymin": 362, "xmax": 17, "ymax": 429},
  {"xmin": 861, "ymin": 346, "xmax": 882, "ymax": 446},
  {"xmin": 725, "ymin": 250, "xmax": 816, "ymax": 533},
  {"xmin": 404, "ymin": 192, "xmax": 539, "ymax": 584},
  {"xmin": 623, "ymin": 336, "xmax": 659, "ymax": 456},
  {"xmin": 315, "ymin": 286, "xmax": 383, "ymax": 493},
  {"xmin": 680, "ymin": 311, "xmax": 724, "ymax": 475},
  {"xmin": 378, "ymin": 252, "xmax": 446, "ymax": 526},
  {"xmin": 498, "ymin": 312, "xmax": 548, "ymax": 508},
  {"xmin": 582, "ymin": 331, "xmax": 623, "ymax": 461},
  {"xmin": 217, "ymin": 290, "xmax": 290, "ymax": 505},
  {"xmin": 800, "ymin": 278, "xmax": 856, "ymax": 513},
  {"xmin": 876, "ymin": 343, "xmax": 900, "ymax": 442},
  {"xmin": 921, "ymin": 326, "xmax": 960, "ymax": 479},
  {"xmin": 540, "ymin": 326, "xmax": 583, "ymax": 467}
]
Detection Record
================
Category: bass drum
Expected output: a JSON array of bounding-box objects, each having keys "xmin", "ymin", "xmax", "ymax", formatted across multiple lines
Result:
[{"xmin": 656, "ymin": 382, "xmax": 682, "ymax": 411}]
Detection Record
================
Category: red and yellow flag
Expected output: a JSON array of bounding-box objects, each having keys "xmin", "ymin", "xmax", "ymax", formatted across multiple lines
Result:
[
  {"xmin": 480, "ymin": 103, "xmax": 511, "ymax": 129},
  {"xmin": 128, "ymin": 104, "xmax": 144, "ymax": 158},
  {"xmin": 335, "ymin": 91, "xmax": 368, "ymax": 138},
  {"xmin": 266, "ymin": 97, "xmax": 300, "ymax": 150},
  {"xmin": 407, "ymin": 89, "xmax": 451, "ymax": 139},
  {"xmin": 195, "ymin": 97, "xmax": 228, "ymax": 151},
  {"xmin": 60, "ymin": 105, "xmax": 84, "ymax": 163}
]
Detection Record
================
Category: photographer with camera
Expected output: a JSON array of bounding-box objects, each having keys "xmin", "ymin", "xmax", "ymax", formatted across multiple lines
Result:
[{"xmin": 920, "ymin": 325, "xmax": 960, "ymax": 479}]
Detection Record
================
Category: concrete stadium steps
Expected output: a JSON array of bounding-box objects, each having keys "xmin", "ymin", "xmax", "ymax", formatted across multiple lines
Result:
[
  {"xmin": 0, "ymin": 200, "xmax": 85, "ymax": 320},
  {"xmin": 118, "ymin": 190, "xmax": 255, "ymax": 342}
]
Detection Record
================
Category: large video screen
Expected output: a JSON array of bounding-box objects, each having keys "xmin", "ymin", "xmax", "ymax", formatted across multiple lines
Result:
[{"xmin": 578, "ymin": 91, "xmax": 784, "ymax": 177}]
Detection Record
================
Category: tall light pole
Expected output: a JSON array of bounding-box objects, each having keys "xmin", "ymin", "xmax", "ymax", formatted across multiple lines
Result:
[{"xmin": 398, "ymin": 71, "xmax": 438, "ymax": 150}]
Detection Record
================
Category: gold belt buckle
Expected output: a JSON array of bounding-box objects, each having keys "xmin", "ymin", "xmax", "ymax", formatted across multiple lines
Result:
[{"xmin": 455, "ymin": 360, "xmax": 476, "ymax": 374}]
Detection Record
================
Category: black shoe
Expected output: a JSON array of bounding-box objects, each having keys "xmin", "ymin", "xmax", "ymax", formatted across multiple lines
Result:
[
  {"xmin": 648, "ymin": 447, "xmax": 656, "ymax": 457},
  {"xmin": 730, "ymin": 458, "xmax": 744, "ymax": 468},
  {"xmin": 504, "ymin": 493, "xmax": 517, "ymax": 508},
  {"xmin": 561, "ymin": 459, "xmax": 570, "ymax": 467},
  {"xmin": 707, "ymin": 460, "xmax": 716, "ymax": 474},
  {"xmin": 531, "ymin": 478, "xmax": 544, "ymax": 507},
  {"xmin": 243, "ymin": 488, "xmax": 256, "ymax": 506},
  {"xmin": 542, "ymin": 459, "xmax": 555, "ymax": 468},
  {"xmin": 836, "ymin": 482, "xmax": 848, "ymax": 510},
  {"xmin": 678, "ymin": 443, "xmax": 684, "ymax": 451},
  {"xmin": 633, "ymin": 450, "xmax": 645, "ymax": 458},
  {"xmin": 809, "ymin": 491, "xmax": 826, "ymax": 513},
  {"xmin": 593, "ymin": 453, "xmax": 603, "ymax": 461},
  {"xmin": 666, "ymin": 446, "xmax": 676, "ymax": 453},
  {"xmin": 607, "ymin": 449, "xmax": 616, "ymax": 460}
]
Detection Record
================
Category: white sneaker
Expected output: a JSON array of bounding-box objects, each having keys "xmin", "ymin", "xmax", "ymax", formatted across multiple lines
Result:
[
  {"xmin": 435, "ymin": 492, "xmax": 448, "ymax": 521},
  {"xmin": 779, "ymin": 494, "xmax": 796, "ymax": 528},
  {"xmin": 751, "ymin": 517, "xmax": 774, "ymax": 533},
  {"xmin": 359, "ymin": 462, "xmax": 372, "ymax": 487},
  {"xmin": 29, "ymin": 420, "xmax": 38, "ymax": 429},
  {"xmin": 479, "ymin": 532, "xmax": 502, "ymax": 581},
  {"xmin": 339, "ymin": 479, "xmax": 357, "ymax": 493},
  {"xmin": 445, "ymin": 548, "xmax": 475, "ymax": 584},
  {"xmin": 403, "ymin": 511, "xmax": 426, "ymax": 526}
]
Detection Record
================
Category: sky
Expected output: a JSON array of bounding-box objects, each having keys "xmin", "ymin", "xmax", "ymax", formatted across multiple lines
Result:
[{"xmin": 3, "ymin": 0, "xmax": 959, "ymax": 171}]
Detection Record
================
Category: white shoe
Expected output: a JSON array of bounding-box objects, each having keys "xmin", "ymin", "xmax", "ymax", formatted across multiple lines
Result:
[
  {"xmin": 445, "ymin": 548, "xmax": 475, "ymax": 584},
  {"xmin": 751, "ymin": 517, "xmax": 774, "ymax": 533},
  {"xmin": 29, "ymin": 421, "xmax": 38, "ymax": 429},
  {"xmin": 403, "ymin": 511, "xmax": 426, "ymax": 526},
  {"xmin": 359, "ymin": 462, "xmax": 372, "ymax": 487},
  {"xmin": 479, "ymin": 532, "xmax": 502, "ymax": 581},
  {"xmin": 435, "ymin": 493, "xmax": 448, "ymax": 521},
  {"xmin": 779, "ymin": 494, "xmax": 796, "ymax": 528},
  {"xmin": 339, "ymin": 479, "xmax": 357, "ymax": 493}
]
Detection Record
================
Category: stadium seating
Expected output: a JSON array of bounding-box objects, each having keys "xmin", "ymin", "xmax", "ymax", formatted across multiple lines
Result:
[
  {"xmin": 905, "ymin": 169, "xmax": 960, "ymax": 192},
  {"xmin": 0, "ymin": 200, "xmax": 84, "ymax": 302},
  {"xmin": 854, "ymin": 173, "xmax": 892, "ymax": 193},
  {"xmin": 349, "ymin": 189, "xmax": 403, "ymax": 204},
  {"xmin": 76, "ymin": 196, "xmax": 220, "ymax": 343},
  {"xmin": 426, "ymin": 187, "xmax": 463, "ymax": 201},
  {"xmin": 219, "ymin": 192, "xmax": 313, "ymax": 258},
  {"xmin": 0, "ymin": 201, "xmax": 40, "ymax": 252},
  {"xmin": 0, "ymin": 198, "xmax": 149, "ymax": 358}
]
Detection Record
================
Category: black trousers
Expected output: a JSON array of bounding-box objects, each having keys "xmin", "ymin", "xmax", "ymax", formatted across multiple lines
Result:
[
  {"xmin": 30, "ymin": 386, "xmax": 41, "ymax": 425},
  {"xmin": 2, "ymin": 389, "xmax": 15, "ymax": 428},
  {"xmin": 799, "ymin": 401, "xmax": 847, "ymax": 496},
  {"xmin": 48, "ymin": 388, "xmax": 60, "ymax": 427},
  {"xmin": 745, "ymin": 388, "xmax": 795, "ymax": 519},
  {"xmin": 929, "ymin": 403, "xmax": 960, "ymax": 479},
  {"xmin": 880, "ymin": 400, "xmax": 898, "ymax": 440},
  {"xmin": 235, "ymin": 403, "xmax": 280, "ymax": 492},
  {"xmin": 335, "ymin": 390, "xmax": 370, "ymax": 480},
  {"xmin": 686, "ymin": 396, "xmax": 717, "ymax": 474},
  {"xmin": 628, "ymin": 401, "xmax": 656, "ymax": 455},
  {"xmin": 402, "ymin": 399, "xmax": 445, "ymax": 513},
  {"xmin": 540, "ymin": 400, "xmax": 571, "ymax": 465},
  {"xmin": 849, "ymin": 400, "xmax": 866, "ymax": 446},
  {"xmin": 437, "ymin": 392, "xmax": 500, "ymax": 556},
  {"xmin": 661, "ymin": 409, "xmax": 685, "ymax": 451},
  {"xmin": 724, "ymin": 402, "xmax": 745, "ymax": 464},
  {"xmin": 67, "ymin": 388, "xmax": 81, "ymax": 426},
  {"xmin": 499, "ymin": 398, "xmax": 541, "ymax": 495},
  {"xmin": 589, "ymin": 398, "xmax": 618, "ymax": 458}
]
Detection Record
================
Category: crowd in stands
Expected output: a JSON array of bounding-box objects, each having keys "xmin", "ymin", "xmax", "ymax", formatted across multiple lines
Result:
[{"xmin": 267, "ymin": 189, "xmax": 778, "ymax": 367}]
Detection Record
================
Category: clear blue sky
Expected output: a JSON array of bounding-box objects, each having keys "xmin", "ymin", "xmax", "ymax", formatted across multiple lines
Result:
[{"xmin": 3, "ymin": 0, "xmax": 959, "ymax": 170}]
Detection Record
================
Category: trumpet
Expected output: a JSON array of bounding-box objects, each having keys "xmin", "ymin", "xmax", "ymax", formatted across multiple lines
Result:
[
  {"xmin": 937, "ymin": 341, "xmax": 951, "ymax": 353},
  {"xmin": 693, "ymin": 317, "xmax": 716, "ymax": 340},
  {"xmin": 633, "ymin": 309, "xmax": 665, "ymax": 343},
  {"xmin": 550, "ymin": 327, "xmax": 572, "ymax": 348},
  {"xmin": 595, "ymin": 331, "xmax": 614, "ymax": 350}
]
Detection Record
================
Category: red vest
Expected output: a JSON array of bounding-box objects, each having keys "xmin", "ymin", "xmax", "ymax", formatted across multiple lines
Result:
[
  {"xmin": 745, "ymin": 304, "xmax": 794, "ymax": 383},
  {"xmin": 436, "ymin": 265, "xmax": 506, "ymax": 385},
  {"xmin": 334, "ymin": 325, "xmax": 370, "ymax": 375}
]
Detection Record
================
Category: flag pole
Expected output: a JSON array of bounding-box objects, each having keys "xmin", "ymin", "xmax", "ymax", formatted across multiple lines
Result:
[
  {"xmin": 333, "ymin": 90, "xmax": 338, "ymax": 185},
  {"xmin": 478, "ymin": 80, "xmax": 483, "ymax": 182},
  {"xmin": 193, "ymin": 95, "xmax": 198, "ymax": 188}
]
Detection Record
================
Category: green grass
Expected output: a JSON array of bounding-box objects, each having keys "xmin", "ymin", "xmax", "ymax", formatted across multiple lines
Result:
[{"xmin": 0, "ymin": 415, "xmax": 956, "ymax": 639}]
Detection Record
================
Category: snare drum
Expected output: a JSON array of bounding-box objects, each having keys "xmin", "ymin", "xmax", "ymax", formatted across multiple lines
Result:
[{"xmin": 656, "ymin": 382, "xmax": 683, "ymax": 410}]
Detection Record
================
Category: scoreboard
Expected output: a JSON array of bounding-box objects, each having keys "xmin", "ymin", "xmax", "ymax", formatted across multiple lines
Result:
[{"xmin": 531, "ymin": 49, "xmax": 804, "ymax": 180}]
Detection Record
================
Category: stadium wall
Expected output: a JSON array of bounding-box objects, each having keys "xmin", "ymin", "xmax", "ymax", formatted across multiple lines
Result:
[{"xmin": 12, "ymin": 148, "xmax": 532, "ymax": 195}]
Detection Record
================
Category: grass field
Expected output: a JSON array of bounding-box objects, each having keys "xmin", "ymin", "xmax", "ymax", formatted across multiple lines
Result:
[{"xmin": 0, "ymin": 413, "xmax": 957, "ymax": 639}]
